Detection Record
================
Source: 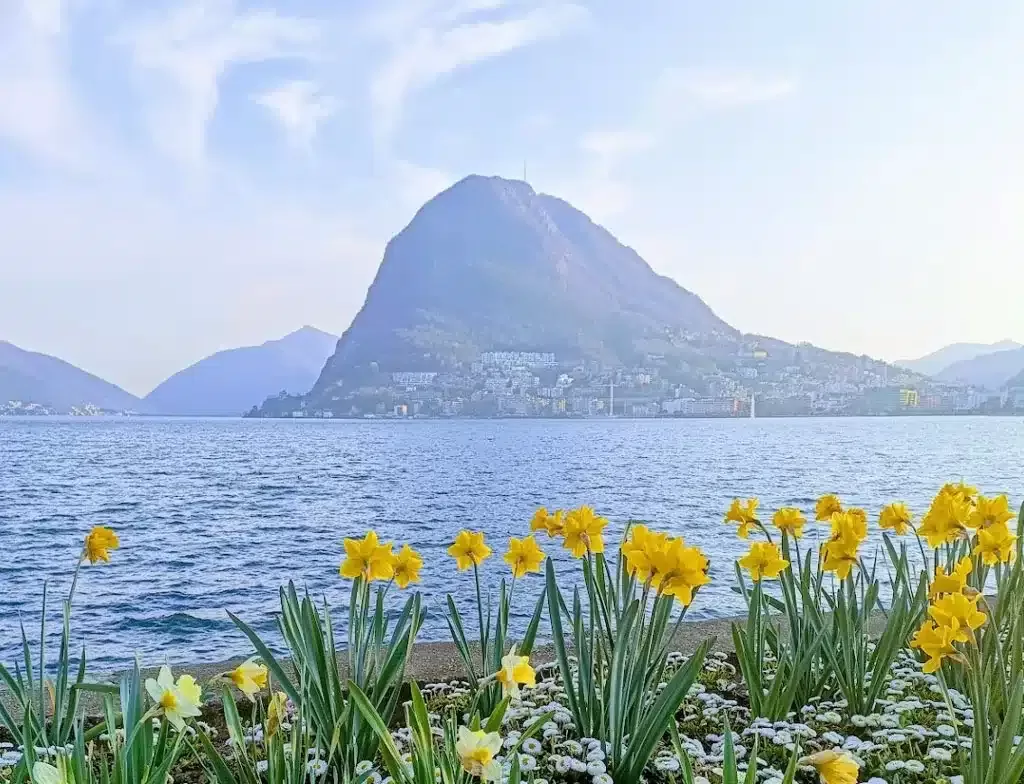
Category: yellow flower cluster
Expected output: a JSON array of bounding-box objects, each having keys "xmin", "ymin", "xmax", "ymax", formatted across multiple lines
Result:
[
  {"xmin": 530, "ymin": 505, "xmax": 608, "ymax": 559},
  {"xmin": 340, "ymin": 532, "xmax": 423, "ymax": 588},
  {"xmin": 911, "ymin": 553, "xmax": 988, "ymax": 672},
  {"xmin": 621, "ymin": 525, "xmax": 710, "ymax": 606},
  {"xmin": 503, "ymin": 535, "xmax": 546, "ymax": 577},
  {"xmin": 821, "ymin": 505, "xmax": 868, "ymax": 580},
  {"xmin": 917, "ymin": 485, "xmax": 1017, "ymax": 562}
]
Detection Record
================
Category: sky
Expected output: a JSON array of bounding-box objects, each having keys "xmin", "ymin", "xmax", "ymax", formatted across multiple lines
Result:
[{"xmin": 2, "ymin": 0, "xmax": 1023, "ymax": 396}]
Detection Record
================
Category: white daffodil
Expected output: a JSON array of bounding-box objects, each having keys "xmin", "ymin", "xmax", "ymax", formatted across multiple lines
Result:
[
  {"xmin": 455, "ymin": 727, "xmax": 502, "ymax": 781},
  {"xmin": 32, "ymin": 758, "xmax": 72, "ymax": 784},
  {"xmin": 145, "ymin": 666, "xmax": 202, "ymax": 731}
]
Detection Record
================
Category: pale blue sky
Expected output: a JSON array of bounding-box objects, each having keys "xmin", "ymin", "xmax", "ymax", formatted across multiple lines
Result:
[{"xmin": 2, "ymin": 0, "xmax": 1022, "ymax": 395}]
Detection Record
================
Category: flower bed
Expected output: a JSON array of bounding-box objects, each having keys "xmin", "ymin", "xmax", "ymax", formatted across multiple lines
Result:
[{"xmin": 0, "ymin": 483, "xmax": 1020, "ymax": 784}]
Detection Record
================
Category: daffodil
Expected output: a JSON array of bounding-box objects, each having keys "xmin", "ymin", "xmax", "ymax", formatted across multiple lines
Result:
[
  {"xmin": 393, "ymin": 544, "xmax": 424, "ymax": 588},
  {"xmin": 815, "ymin": 494, "xmax": 843, "ymax": 521},
  {"xmin": 228, "ymin": 658, "xmax": 268, "ymax": 702},
  {"xmin": 724, "ymin": 498, "xmax": 760, "ymax": 539},
  {"xmin": 798, "ymin": 749, "xmax": 859, "ymax": 784},
  {"xmin": 738, "ymin": 541, "xmax": 789, "ymax": 581},
  {"xmin": 941, "ymin": 481, "xmax": 978, "ymax": 503},
  {"xmin": 829, "ymin": 510, "xmax": 867, "ymax": 546},
  {"xmin": 503, "ymin": 535, "xmax": 545, "ymax": 577},
  {"xmin": 529, "ymin": 507, "xmax": 565, "ymax": 538},
  {"xmin": 32, "ymin": 757, "xmax": 72, "ymax": 784},
  {"xmin": 821, "ymin": 537, "xmax": 859, "ymax": 580},
  {"xmin": 455, "ymin": 727, "xmax": 502, "ymax": 781},
  {"xmin": 974, "ymin": 520, "xmax": 1018, "ymax": 565},
  {"xmin": 919, "ymin": 488, "xmax": 972, "ymax": 548},
  {"xmin": 911, "ymin": 621, "xmax": 962, "ymax": 673},
  {"xmin": 562, "ymin": 506, "xmax": 607, "ymax": 558},
  {"xmin": 929, "ymin": 592, "xmax": 987, "ymax": 641},
  {"xmin": 495, "ymin": 646, "xmax": 536, "ymax": 699},
  {"xmin": 145, "ymin": 666, "xmax": 202, "ymax": 731},
  {"xmin": 266, "ymin": 691, "xmax": 289, "ymax": 738},
  {"xmin": 84, "ymin": 525, "xmax": 120, "ymax": 564},
  {"xmin": 621, "ymin": 525, "xmax": 670, "ymax": 581},
  {"xmin": 929, "ymin": 556, "xmax": 973, "ymax": 599},
  {"xmin": 648, "ymin": 538, "xmax": 710, "ymax": 605},
  {"xmin": 969, "ymin": 494, "xmax": 1015, "ymax": 529},
  {"xmin": 879, "ymin": 502, "xmax": 914, "ymax": 535},
  {"xmin": 772, "ymin": 507, "xmax": 806, "ymax": 538},
  {"xmin": 340, "ymin": 531, "xmax": 395, "ymax": 582},
  {"xmin": 448, "ymin": 531, "xmax": 492, "ymax": 570}
]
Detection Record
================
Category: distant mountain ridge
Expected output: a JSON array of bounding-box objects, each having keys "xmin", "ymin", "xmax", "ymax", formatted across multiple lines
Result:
[
  {"xmin": 310, "ymin": 175, "xmax": 734, "ymax": 398},
  {"xmin": 144, "ymin": 327, "xmax": 337, "ymax": 416},
  {"xmin": 935, "ymin": 347, "xmax": 1024, "ymax": 390},
  {"xmin": 0, "ymin": 341, "xmax": 140, "ymax": 412},
  {"xmin": 897, "ymin": 340, "xmax": 1021, "ymax": 376}
]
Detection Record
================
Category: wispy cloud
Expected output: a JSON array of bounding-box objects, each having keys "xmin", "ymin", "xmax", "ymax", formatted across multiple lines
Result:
[
  {"xmin": 0, "ymin": 0, "xmax": 99, "ymax": 170},
  {"xmin": 254, "ymin": 80, "xmax": 338, "ymax": 149},
  {"xmin": 117, "ymin": 0, "xmax": 321, "ymax": 166},
  {"xmin": 367, "ymin": 0, "xmax": 587, "ymax": 152},
  {"xmin": 656, "ymin": 67, "xmax": 797, "ymax": 109}
]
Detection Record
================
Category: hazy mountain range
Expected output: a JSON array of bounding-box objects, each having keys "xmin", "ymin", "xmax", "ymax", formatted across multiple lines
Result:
[
  {"xmin": 898, "ymin": 341, "xmax": 1023, "ymax": 388},
  {"xmin": 0, "ymin": 340, "xmax": 140, "ymax": 412},
  {"xmin": 897, "ymin": 341, "xmax": 1021, "ymax": 376},
  {"xmin": 0, "ymin": 327, "xmax": 337, "ymax": 415},
  {"xmin": 6, "ymin": 175, "xmax": 1022, "ymax": 417}
]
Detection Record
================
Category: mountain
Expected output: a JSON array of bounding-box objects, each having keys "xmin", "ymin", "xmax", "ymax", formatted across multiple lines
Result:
[
  {"xmin": 145, "ymin": 327, "xmax": 337, "ymax": 416},
  {"xmin": 309, "ymin": 175, "xmax": 734, "ymax": 398},
  {"xmin": 935, "ymin": 347, "xmax": 1024, "ymax": 390},
  {"xmin": 0, "ymin": 341, "xmax": 140, "ymax": 412},
  {"xmin": 896, "ymin": 340, "xmax": 1021, "ymax": 376}
]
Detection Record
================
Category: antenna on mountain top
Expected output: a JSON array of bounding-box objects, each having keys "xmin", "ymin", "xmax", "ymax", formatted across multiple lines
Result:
[{"xmin": 523, "ymin": 161, "xmax": 527, "ymax": 183}]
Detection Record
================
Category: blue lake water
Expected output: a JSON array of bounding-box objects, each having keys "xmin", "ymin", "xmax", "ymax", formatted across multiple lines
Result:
[{"xmin": 1, "ymin": 416, "xmax": 1022, "ymax": 671}]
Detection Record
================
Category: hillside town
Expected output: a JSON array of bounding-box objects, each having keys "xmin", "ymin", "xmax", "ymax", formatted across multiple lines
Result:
[{"xmin": 254, "ymin": 342, "xmax": 1024, "ymax": 420}]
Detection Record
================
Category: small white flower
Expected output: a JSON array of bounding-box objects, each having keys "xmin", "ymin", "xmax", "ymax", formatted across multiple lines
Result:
[
  {"xmin": 586, "ymin": 761, "xmax": 606, "ymax": 775},
  {"xmin": 521, "ymin": 738, "xmax": 542, "ymax": 755},
  {"xmin": 903, "ymin": 760, "xmax": 925, "ymax": 773},
  {"xmin": 937, "ymin": 724, "xmax": 957, "ymax": 737},
  {"xmin": 355, "ymin": 761, "xmax": 373, "ymax": 775},
  {"xmin": 884, "ymin": 760, "xmax": 905, "ymax": 772},
  {"xmin": 256, "ymin": 761, "xmax": 268, "ymax": 774},
  {"xmin": 592, "ymin": 775, "xmax": 613, "ymax": 784},
  {"xmin": 518, "ymin": 754, "xmax": 537, "ymax": 772},
  {"xmin": 654, "ymin": 756, "xmax": 680, "ymax": 773},
  {"xmin": 306, "ymin": 760, "xmax": 328, "ymax": 776}
]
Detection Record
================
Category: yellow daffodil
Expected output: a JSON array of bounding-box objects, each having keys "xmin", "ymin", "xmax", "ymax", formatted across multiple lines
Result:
[
  {"xmin": 266, "ymin": 691, "xmax": 289, "ymax": 738},
  {"xmin": 815, "ymin": 494, "xmax": 843, "ymax": 521},
  {"xmin": 829, "ymin": 510, "xmax": 867, "ymax": 545},
  {"xmin": 529, "ymin": 507, "xmax": 565, "ymax": 538},
  {"xmin": 821, "ymin": 537, "xmax": 859, "ymax": 580},
  {"xmin": 799, "ymin": 749, "xmax": 860, "ymax": 784},
  {"xmin": 648, "ymin": 538, "xmax": 710, "ymax": 606},
  {"xmin": 228, "ymin": 658, "xmax": 268, "ymax": 702},
  {"xmin": 911, "ymin": 621, "xmax": 962, "ymax": 673},
  {"xmin": 738, "ymin": 541, "xmax": 789, "ymax": 582},
  {"xmin": 724, "ymin": 498, "xmax": 760, "ymax": 539},
  {"xmin": 495, "ymin": 646, "xmax": 536, "ymax": 699},
  {"xmin": 879, "ymin": 502, "xmax": 914, "ymax": 535},
  {"xmin": 448, "ymin": 530, "xmax": 492, "ymax": 570},
  {"xmin": 455, "ymin": 727, "xmax": 502, "ymax": 781},
  {"xmin": 919, "ymin": 490, "xmax": 972, "ymax": 548},
  {"xmin": 941, "ymin": 481, "xmax": 978, "ymax": 503},
  {"xmin": 621, "ymin": 525, "xmax": 670, "ymax": 581},
  {"xmin": 393, "ymin": 544, "xmax": 424, "ymax": 588},
  {"xmin": 973, "ymin": 521, "xmax": 1018, "ymax": 565},
  {"xmin": 503, "ymin": 535, "xmax": 545, "ymax": 578},
  {"xmin": 929, "ymin": 556, "xmax": 973, "ymax": 600},
  {"xmin": 772, "ymin": 507, "xmax": 806, "ymax": 538},
  {"xmin": 340, "ymin": 531, "xmax": 395, "ymax": 582},
  {"xmin": 562, "ymin": 506, "xmax": 607, "ymax": 558},
  {"xmin": 84, "ymin": 525, "xmax": 120, "ymax": 564},
  {"xmin": 969, "ymin": 494, "xmax": 1015, "ymax": 530},
  {"xmin": 32, "ymin": 757, "xmax": 72, "ymax": 784},
  {"xmin": 929, "ymin": 592, "xmax": 987, "ymax": 641},
  {"xmin": 145, "ymin": 666, "xmax": 202, "ymax": 731}
]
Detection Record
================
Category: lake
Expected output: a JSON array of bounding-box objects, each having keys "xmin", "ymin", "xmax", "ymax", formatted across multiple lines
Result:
[{"xmin": 1, "ymin": 416, "xmax": 1022, "ymax": 670}]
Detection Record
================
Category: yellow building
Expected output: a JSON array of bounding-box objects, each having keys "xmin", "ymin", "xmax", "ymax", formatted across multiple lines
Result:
[{"xmin": 900, "ymin": 389, "xmax": 919, "ymax": 407}]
